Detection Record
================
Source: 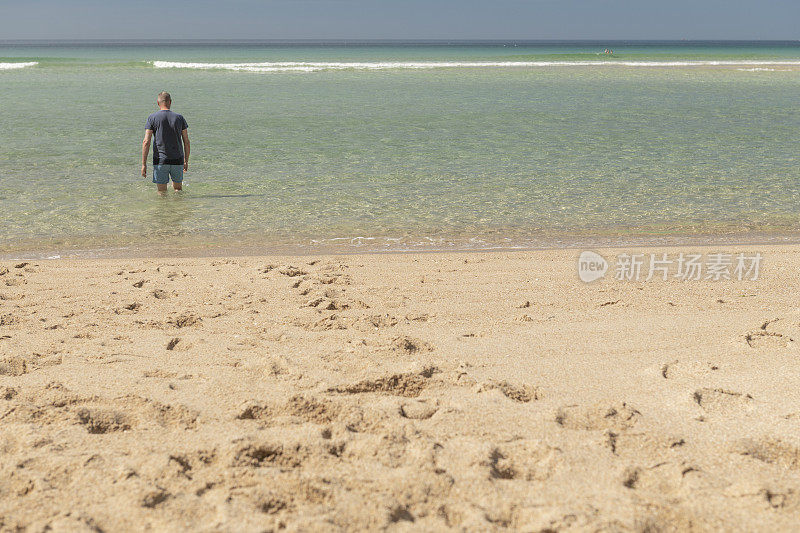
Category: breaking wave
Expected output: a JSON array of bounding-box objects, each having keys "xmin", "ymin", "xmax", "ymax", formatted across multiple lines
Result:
[
  {"xmin": 150, "ymin": 60, "xmax": 800, "ymax": 72},
  {"xmin": 0, "ymin": 62, "xmax": 38, "ymax": 70},
  {"xmin": 736, "ymin": 67, "xmax": 792, "ymax": 72}
]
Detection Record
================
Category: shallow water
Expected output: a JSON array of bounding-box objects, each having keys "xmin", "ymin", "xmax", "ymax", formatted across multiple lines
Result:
[{"xmin": 1, "ymin": 41, "xmax": 800, "ymax": 257}]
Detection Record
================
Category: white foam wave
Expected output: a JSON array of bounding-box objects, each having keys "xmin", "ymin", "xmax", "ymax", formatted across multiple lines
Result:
[
  {"xmin": 151, "ymin": 60, "xmax": 800, "ymax": 72},
  {"xmin": 737, "ymin": 67, "xmax": 791, "ymax": 72},
  {"xmin": 0, "ymin": 62, "xmax": 38, "ymax": 70}
]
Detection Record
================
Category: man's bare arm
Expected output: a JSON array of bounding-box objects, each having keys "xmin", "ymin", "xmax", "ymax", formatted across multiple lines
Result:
[
  {"xmin": 181, "ymin": 129, "xmax": 190, "ymax": 171},
  {"xmin": 141, "ymin": 129, "xmax": 153, "ymax": 177}
]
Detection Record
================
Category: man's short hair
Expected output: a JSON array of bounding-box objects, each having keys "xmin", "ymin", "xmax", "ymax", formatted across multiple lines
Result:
[{"xmin": 157, "ymin": 91, "xmax": 171, "ymax": 104}]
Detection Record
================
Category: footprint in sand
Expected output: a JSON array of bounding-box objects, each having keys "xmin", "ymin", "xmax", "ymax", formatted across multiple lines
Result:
[
  {"xmin": 746, "ymin": 331, "xmax": 790, "ymax": 348},
  {"xmin": 620, "ymin": 461, "xmax": 712, "ymax": 494},
  {"xmin": 555, "ymin": 402, "xmax": 641, "ymax": 431},
  {"xmin": 0, "ymin": 314, "xmax": 19, "ymax": 326},
  {"xmin": 237, "ymin": 402, "xmax": 272, "ymax": 421},
  {"xmin": 731, "ymin": 437, "xmax": 800, "ymax": 471},
  {"xmin": 4, "ymin": 277, "xmax": 25, "ymax": 287},
  {"xmin": 693, "ymin": 388, "xmax": 754, "ymax": 414},
  {"xmin": 0, "ymin": 357, "xmax": 30, "ymax": 377},
  {"xmin": 256, "ymin": 495, "xmax": 292, "ymax": 515},
  {"xmin": 295, "ymin": 282, "xmax": 313, "ymax": 294},
  {"xmin": 230, "ymin": 439, "xmax": 304, "ymax": 469},
  {"xmin": 166, "ymin": 337, "xmax": 192, "ymax": 351},
  {"xmin": 278, "ymin": 265, "xmax": 307, "ymax": 278},
  {"xmin": 239, "ymin": 395, "xmax": 344, "ymax": 425},
  {"xmin": 304, "ymin": 296, "xmax": 351, "ymax": 311},
  {"xmin": 405, "ymin": 312, "xmax": 430, "ymax": 323},
  {"xmin": 315, "ymin": 274, "xmax": 342, "ymax": 286},
  {"xmin": 400, "ymin": 399, "xmax": 439, "ymax": 420},
  {"xmin": 389, "ymin": 336, "xmax": 433, "ymax": 355},
  {"xmin": 76, "ymin": 408, "xmax": 132, "ymax": 434},
  {"xmin": 4, "ymin": 383, "xmax": 197, "ymax": 432},
  {"xmin": 170, "ymin": 313, "xmax": 201, "ymax": 328},
  {"xmin": 661, "ymin": 360, "xmax": 719, "ymax": 379},
  {"xmin": 486, "ymin": 440, "xmax": 562, "ymax": 481},
  {"xmin": 115, "ymin": 302, "xmax": 142, "ymax": 314},
  {"xmin": 475, "ymin": 380, "xmax": 541, "ymax": 403},
  {"xmin": 436, "ymin": 437, "xmax": 562, "ymax": 483},
  {"xmin": 297, "ymin": 304, "xmax": 375, "ymax": 330},
  {"xmin": 141, "ymin": 489, "xmax": 170, "ymax": 509},
  {"xmin": 315, "ymin": 272, "xmax": 352, "ymax": 286},
  {"xmin": 752, "ymin": 488, "xmax": 800, "ymax": 511},
  {"xmin": 237, "ymin": 395, "xmax": 396, "ymax": 443},
  {"xmin": 295, "ymin": 313, "xmax": 349, "ymax": 331},
  {"xmin": 0, "ymin": 352, "xmax": 58, "ymax": 377},
  {"xmin": 124, "ymin": 395, "xmax": 199, "ymax": 429},
  {"xmin": 606, "ymin": 432, "xmax": 688, "ymax": 457},
  {"xmin": 258, "ymin": 264, "xmax": 277, "ymax": 275},
  {"xmin": 355, "ymin": 314, "xmax": 399, "ymax": 331},
  {"xmin": 327, "ymin": 366, "xmax": 440, "ymax": 398},
  {"xmin": 302, "ymin": 282, "xmax": 366, "ymax": 310},
  {"xmin": 745, "ymin": 318, "xmax": 793, "ymax": 348}
]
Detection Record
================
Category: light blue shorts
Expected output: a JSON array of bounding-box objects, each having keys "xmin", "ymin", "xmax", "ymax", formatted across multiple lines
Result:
[{"xmin": 153, "ymin": 164, "xmax": 184, "ymax": 185}]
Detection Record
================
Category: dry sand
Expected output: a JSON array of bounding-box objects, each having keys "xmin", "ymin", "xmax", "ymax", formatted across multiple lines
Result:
[{"xmin": 1, "ymin": 246, "xmax": 800, "ymax": 531}]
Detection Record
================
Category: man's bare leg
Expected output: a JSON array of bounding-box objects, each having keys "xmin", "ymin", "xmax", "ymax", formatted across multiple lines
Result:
[
  {"xmin": 173, "ymin": 182, "xmax": 182, "ymax": 191},
  {"xmin": 157, "ymin": 183, "xmax": 168, "ymax": 195}
]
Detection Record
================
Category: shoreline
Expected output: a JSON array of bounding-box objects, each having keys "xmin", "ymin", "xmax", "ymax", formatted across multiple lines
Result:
[{"xmin": 4, "ymin": 229, "xmax": 800, "ymax": 260}]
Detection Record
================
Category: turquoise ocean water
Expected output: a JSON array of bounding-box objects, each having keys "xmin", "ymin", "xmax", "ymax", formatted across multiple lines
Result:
[{"xmin": 1, "ymin": 41, "xmax": 799, "ymax": 257}]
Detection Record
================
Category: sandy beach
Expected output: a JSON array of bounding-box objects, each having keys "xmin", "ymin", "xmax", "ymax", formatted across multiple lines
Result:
[{"xmin": 1, "ymin": 245, "xmax": 800, "ymax": 531}]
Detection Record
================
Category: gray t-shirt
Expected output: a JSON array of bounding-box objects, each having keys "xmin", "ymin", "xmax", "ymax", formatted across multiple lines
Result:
[{"xmin": 145, "ymin": 110, "xmax": 188, "ymax": 165}]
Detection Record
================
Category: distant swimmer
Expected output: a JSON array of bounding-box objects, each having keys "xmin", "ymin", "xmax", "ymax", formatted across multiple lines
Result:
[
  {"xmin": 604, "ymin": 48, "xmax": 614, "ymax": 55},
  {"xmin": 141, "ymin": 91, "xmax": 190, "ymax": 194}
]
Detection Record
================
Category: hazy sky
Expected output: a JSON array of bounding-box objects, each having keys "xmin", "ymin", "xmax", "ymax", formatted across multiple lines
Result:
[{"xmin": 1, "ymin": 0, "xmax": 799, "ymax": 41}]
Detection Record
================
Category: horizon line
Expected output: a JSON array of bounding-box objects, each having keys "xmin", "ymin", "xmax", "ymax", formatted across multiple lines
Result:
[{"xmin": 2, "ymin": 38, "xmax": 800, "ymax": 44}]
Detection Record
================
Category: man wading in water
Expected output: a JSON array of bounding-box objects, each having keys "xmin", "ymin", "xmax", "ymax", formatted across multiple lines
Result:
[{"xmin": 141, "ymin": 92, "xmax": 190, "ymax": 194}]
